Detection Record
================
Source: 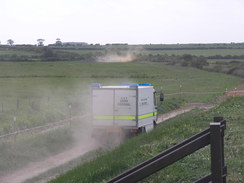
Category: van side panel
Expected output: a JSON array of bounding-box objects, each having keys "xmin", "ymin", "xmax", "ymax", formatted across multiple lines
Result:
[{"xmin": 138, "ymin": 87, "xmax": 156, "ymax": 128}]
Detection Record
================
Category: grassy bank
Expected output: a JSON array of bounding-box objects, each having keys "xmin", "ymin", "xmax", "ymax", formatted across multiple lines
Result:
[{"xmin": 50, "ymin": 97, "xmax": 244, "ymax": 183}]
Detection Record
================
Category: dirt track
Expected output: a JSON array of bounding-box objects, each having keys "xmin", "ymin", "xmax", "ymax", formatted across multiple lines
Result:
[
  {"xmin": 157, "ymin": 103, "xmax": 215, "ymax": 123},
  {"xmin": 0, "ymin": 138, "xmax": 98, "ymax": 183}
]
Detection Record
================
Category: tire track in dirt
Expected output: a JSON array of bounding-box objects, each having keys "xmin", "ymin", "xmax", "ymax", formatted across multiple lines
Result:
[
  {"xmin": 157, "ymin": 103, "xmax": 215, "ymax": 123},
  {"xmin": 157, "ymin": 82, "xmax": 244, "ymax": 124}
]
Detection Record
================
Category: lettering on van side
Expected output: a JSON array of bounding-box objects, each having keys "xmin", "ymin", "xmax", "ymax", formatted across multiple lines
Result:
[
  {"xmin": 118, "ymin": 97, "xmax": 130, "ymax": 106},
  {"xmin": 140, "ymin": 98, "xmax": 148, "ymax": 106}
]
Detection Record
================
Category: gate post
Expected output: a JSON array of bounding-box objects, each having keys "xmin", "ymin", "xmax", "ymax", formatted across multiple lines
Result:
[{"xmin": 210, "ymin": 117, "xmax": 225, "ymax": 183}]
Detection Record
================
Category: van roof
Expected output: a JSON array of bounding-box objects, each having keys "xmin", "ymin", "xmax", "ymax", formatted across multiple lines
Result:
[
  {"xmin": 91, "ymin": 83, "xmax": 152, "ymax": 88},
  {"xmin": 96, "ymin": 86, "xmax": 153, "ymax": 89}
]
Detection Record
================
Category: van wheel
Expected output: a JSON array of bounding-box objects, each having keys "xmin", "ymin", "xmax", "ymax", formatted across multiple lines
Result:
[
  {"xmin": 153, "ymin": 121, "xmax": 157, "ymax": 128},
  {"xmin": 138, "ymin": 127, "xmax": 146, "ymax": 134}
]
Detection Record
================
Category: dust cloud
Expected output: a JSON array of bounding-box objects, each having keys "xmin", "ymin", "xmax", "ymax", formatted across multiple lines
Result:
[
  {"xmin": 0, "ymin": 82, "xmax": 127, "ymax": 183},
  {"xmin": 96, "ymin": 47, "xmax": 143, "ymax": 63},
  {"xmin": 97, "ymin": 52, "xmax": 136, "ymax": 63}
]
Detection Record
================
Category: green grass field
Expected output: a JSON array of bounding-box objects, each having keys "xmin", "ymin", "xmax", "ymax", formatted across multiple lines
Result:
[
  {"xmin": 50, "ymin": 97, "xmax": 244, "ymax": 183},
  {"xmin": 0, "ymin": 60, "xmax": 242, "ymax": 183},
  {"xmin": 0, "ymin": 62, "xmax": 242, "ymax": 135}
]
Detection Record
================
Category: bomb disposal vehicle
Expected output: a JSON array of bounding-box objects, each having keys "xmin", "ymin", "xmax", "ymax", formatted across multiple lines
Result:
[{"xmin": 91, "ymin": 83, "xmax": 163, "ymax": 138}]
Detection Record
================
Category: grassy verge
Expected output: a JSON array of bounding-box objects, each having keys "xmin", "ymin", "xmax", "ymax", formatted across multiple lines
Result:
[{"xmin": 50, "ymin": 97, "xmax": 244, "ymax": 183}]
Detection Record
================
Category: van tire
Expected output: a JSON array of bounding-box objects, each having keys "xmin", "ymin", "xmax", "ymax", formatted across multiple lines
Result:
[{"xmin": 153, "ymin": 121, "xmax": 157, "ymax": 128}]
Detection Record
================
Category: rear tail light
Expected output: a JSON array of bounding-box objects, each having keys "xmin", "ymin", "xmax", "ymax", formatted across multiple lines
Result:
[{"xmin": 129, "ymin": 129, "xmax": 138, "ymax": 133}]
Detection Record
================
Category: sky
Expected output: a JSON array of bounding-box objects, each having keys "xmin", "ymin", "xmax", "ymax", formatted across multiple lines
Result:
[{"xmin": 0, "ymin": 0, "xmax": 244, "ymax": 45}]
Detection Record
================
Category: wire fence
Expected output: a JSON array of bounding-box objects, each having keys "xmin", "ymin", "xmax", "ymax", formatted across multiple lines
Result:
[
  {"xmin": 0, "ymin": 96, "xmax": 87, "ymax": 136},
  {"xmin": 0, "ymin": 96, "xmax": 80, "ymax": 112},
  {"xmin": 164, "ymin": 91, "xmax": 222, "ymax": 96},
  {"xmin": 0, "ymin": 89, "xmax": 240, "ymax": 140},
  {"xmin": 0, "ymin": 115, "xmax": 88, "ymax": 140}
]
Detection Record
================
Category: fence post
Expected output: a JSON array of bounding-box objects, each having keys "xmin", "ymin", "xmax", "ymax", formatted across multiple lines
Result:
[
  {"xmin": 216, "ymin": 117, "xmax": 227, "ymax": 183},
  {"xmin": 13, "ymin": 116, "xmax": 17, "ymax": 142},
  {"xmin": 68, "ymin": 104, "xmax": 72, "ymax": 126},
  {"xmin": 210, "ymin": 117, "xmax": 224, "ymax": 183},
  {"xmin": 17, "ymin": 99, "xmax": 19, "ymax": 110}
]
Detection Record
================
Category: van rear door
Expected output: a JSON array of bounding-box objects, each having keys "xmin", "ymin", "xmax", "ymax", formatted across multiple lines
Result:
[
  {"xmin": 92, "ymin": 89, "xmax": 114, "ymax": 126},
  {"xmin": 114, "ymin": 89, "xmax": 137, "ymax": 127}
]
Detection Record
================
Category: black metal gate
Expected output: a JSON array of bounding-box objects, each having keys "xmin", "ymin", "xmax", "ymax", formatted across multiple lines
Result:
[{"xmin": 108, "ymin": 117, "xmax": 227, "ymax": 183}]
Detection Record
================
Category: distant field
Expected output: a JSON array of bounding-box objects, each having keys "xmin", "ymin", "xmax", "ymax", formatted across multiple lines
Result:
[
  {"xmin": 141, "ymin": 49, "xmax": 244, "ymax": 57},
  {"xmin": 0, "ymin": 61, "xmax": 243, "ymax": 135},
  {"xmin": 207, "ymin": 59, "xmax": 244, "ymax": 63},
  {"xmin": 0, "ymin": 50, "xmax": 36, "ymax": 57},
  {"xmin": 0, "ymin": 62, "xmax": 241, "ymax": 95},
  {"xmin": 1, "ymin": 44, "xmax": 244, "ymax": 65},
  {"xmin": 62, "ymin": 49, "xmax": 104, "ymax": 55},
  {"xmin": 59, "ymin": 47, "xmax": 244, "ymax": 57}
]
